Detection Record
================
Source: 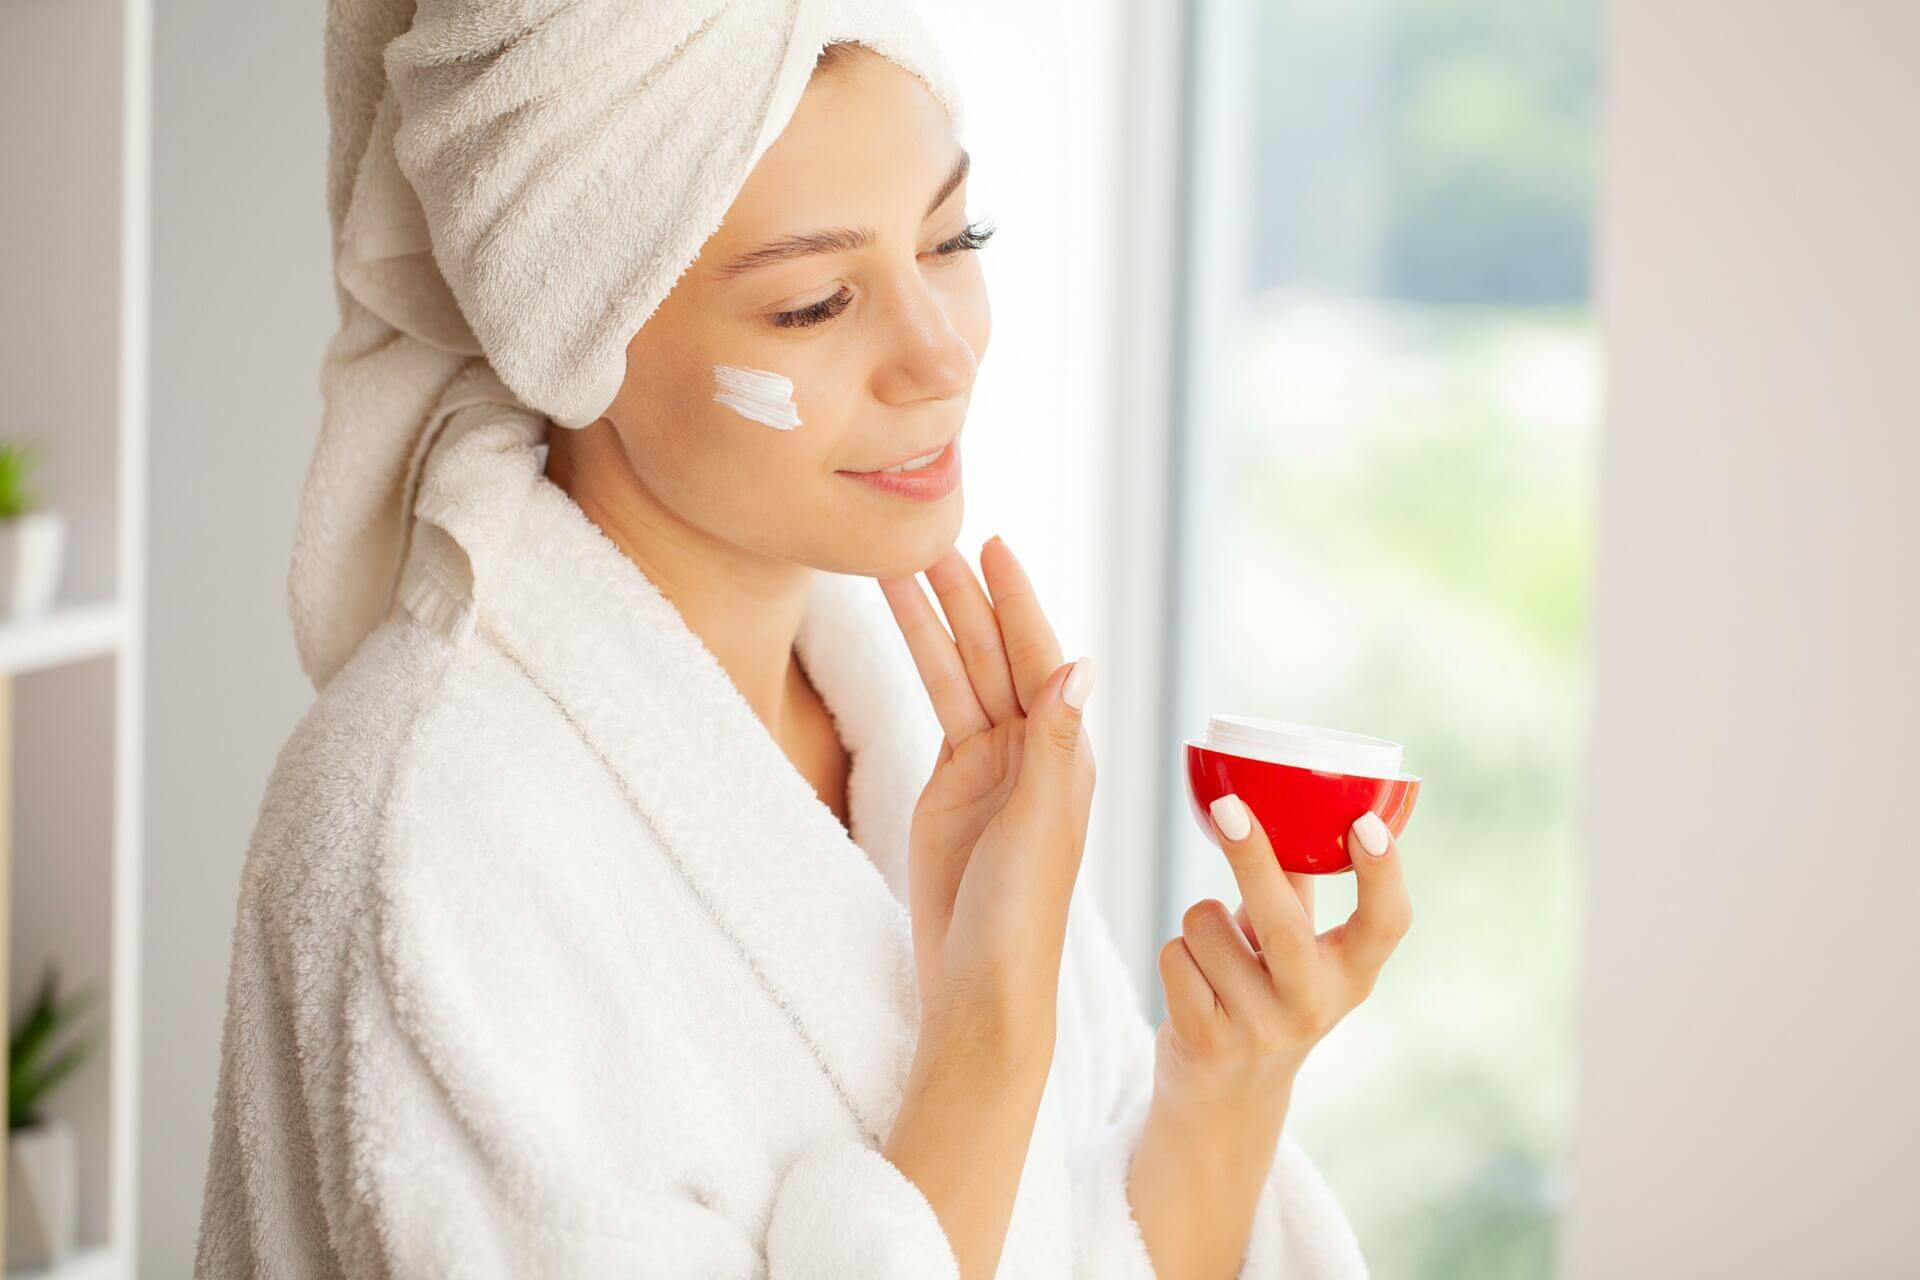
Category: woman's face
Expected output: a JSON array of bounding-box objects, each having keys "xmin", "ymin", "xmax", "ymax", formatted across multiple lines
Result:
[{"xmin": 581, "ymin": 43, "xmax": 989, "ymax": 580}]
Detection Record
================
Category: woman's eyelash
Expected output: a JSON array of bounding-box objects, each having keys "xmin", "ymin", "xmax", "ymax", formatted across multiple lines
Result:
[
  {"xmin": 767, "ymin": 218, "xmax": 998, "ymax": 329},
  {"xmin": 769, "ymin": 288, "xmax": 853, "ymax": 329},
  {"xmin": 934, "ymin": 217, "xmax": 997, "ymax": 256}
]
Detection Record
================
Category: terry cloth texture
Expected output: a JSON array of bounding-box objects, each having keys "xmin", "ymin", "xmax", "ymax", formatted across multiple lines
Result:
[
  {"xmin": 295, "ymin": 0, "xmax": 968, "ymax": 690},
  {"xmin": 196, "ymin": 412, "xmax": 1370, "ymax": 1276}
]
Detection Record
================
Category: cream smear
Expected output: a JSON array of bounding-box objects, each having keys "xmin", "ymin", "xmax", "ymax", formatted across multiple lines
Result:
[{"xmin": 712, "ymin": 364, "xmax": 802, "ymax": 430}]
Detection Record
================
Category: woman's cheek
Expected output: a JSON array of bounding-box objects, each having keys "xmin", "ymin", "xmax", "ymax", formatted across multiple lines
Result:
[
  {"xmin": 709, "ymin": 362, "xmax": 804, "ymax": 431},
  {"xmin": 689, "ymin": 373, "xmax": 839, "ymax": 504}
]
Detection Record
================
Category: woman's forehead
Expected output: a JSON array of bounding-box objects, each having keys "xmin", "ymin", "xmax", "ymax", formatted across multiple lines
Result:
[
  {"xmin": 702, "ymin": 116, "xmax": 965, "ymax": 284},
  {"xmin": 741, "ymin": 53, "xmax": 957, "ymax": 198}
]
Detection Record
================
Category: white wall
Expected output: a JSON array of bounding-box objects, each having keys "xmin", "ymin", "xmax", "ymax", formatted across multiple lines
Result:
[
  {"xmin": 143, "ymin": 1, "xmax": 330, "ymax": 1270},
  {"xmin": 1563, "ymin": 3, "xmax": 1920, "ymax": 1273}
]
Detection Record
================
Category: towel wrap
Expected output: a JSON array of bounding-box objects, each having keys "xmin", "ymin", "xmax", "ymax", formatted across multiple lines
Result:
[{"xmin": 296, "ymin": 0, "xmax": 966, "ymax": 690}]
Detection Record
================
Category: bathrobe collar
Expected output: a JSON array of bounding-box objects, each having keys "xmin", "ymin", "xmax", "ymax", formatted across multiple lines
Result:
[{"xmin": 392, "ymin": 399, "xmax": 943, "ymax": 1147}]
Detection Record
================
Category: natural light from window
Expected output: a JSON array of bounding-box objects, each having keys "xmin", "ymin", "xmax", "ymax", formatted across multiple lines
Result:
[{"xmin": 1160, "ymin": 1, "xmax": 1600, "ymax": 1274}]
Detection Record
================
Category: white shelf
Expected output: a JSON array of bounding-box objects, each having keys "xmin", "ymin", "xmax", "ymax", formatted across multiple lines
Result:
[
  {"xmin": 7, "ymin": 1246, "xmax": 123, "ymax": 1280},
  {"xmin": 1, "ymin": 0, "xmax": 149, "ymax": 1263},
  {"xmin": 0, "ymin": 603, "xmax": 124, "ymax": 677}
]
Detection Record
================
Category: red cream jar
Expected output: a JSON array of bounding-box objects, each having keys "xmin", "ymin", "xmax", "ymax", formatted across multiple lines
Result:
[{"xmin": 1184, "ymin": 715, "xmax": 1421, "ymax": 875}]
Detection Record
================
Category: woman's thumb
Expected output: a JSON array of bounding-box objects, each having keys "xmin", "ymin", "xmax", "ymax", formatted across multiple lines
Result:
[{"xmin": 1015, "ymin": 656, "xmax": 1096, "ymax": 802}]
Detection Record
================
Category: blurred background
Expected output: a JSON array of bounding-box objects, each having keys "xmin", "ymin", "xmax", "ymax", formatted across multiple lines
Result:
[
  {"xmin": 0, "ymin": 0, "xmax": 1913, "ymax": 1276},
  {"xmin": 1159, "ymin": 3, "xmax": 1597, "ymax": 1273}
]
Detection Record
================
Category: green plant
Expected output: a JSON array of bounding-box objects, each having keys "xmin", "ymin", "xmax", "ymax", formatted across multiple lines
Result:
[
  {"xmin": 0, "ymin": 441, "xmax": 44, "ymax": 519},
  {"xmin": 9, "ymin": 964, "xmax": 100, "ymax": 1132}
]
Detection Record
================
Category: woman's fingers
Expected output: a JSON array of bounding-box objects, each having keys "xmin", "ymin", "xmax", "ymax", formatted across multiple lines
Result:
[
  {"xmin": 1179, "ymin": 899, "xmax": 1273, "ymax": 1026},
  {"xmin": 1158, "ymin": 936, "xmax": 1220, "ymax": 1045},
  {"xmin": 1207, "ymin": 793, "xmax": 1318, "ymax": 995},
  {"xmin": 880, "ymin": 535, "xmax": 1063, "ymax": 735},
  {"xmin": 922, "ymin": 546, "xmax": 1023, "ymax": 724},
  {"xmin": 1286, "ymin": 870, "xmax": 1315, "ymax": 926},
  {"xmin": 1333, "ymin": 811, "xmax": 1413, "ymax": 988},
  {"xmin": 1009, "ymin": 658, "xmax": 1095, "ymax": 831},
  {"xmin": 1184, "ymin": 810, "xmax": 1410, "ymax": 1057},
  {"xmin": 978, "ymin": 537, "xmax": 1064, "ymax": 714},
  {"xmin": 877, "ymin": 574, "xmax": 992, "ymax": 747},
  {"xmin": 1232, "ymin": 891, "xmax": 1316, "ymax": 952},
  {"xmin": 1233, "ymin": 900, "xmax": 1258, "ymax": 950}
]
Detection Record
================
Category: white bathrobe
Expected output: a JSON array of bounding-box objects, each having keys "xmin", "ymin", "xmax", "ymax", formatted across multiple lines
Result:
[{"xmin": 194, "ymin": 395, "xmax": 1368, "ymax": 1277}]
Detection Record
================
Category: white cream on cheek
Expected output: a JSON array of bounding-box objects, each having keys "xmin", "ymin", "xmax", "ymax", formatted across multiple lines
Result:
[{"xmin": 712, "ymin": 364, "xmax": 802, "ymax": 430}]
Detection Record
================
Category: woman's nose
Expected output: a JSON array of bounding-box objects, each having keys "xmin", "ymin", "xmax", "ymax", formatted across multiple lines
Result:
[{"xmin": 870, "ymin": 277, "xmax": 979, "ymax": 406}]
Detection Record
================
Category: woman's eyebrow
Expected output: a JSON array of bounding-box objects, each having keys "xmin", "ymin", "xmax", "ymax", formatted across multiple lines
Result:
[{"xmin": 713, "ymin": 147, "xmax": 971, "ymax": 279}]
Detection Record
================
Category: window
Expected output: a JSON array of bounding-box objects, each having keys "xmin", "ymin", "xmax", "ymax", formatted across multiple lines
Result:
[{"xmin": 1156, "ymin": 1, "xmax": 1601, "ymax": 1274}]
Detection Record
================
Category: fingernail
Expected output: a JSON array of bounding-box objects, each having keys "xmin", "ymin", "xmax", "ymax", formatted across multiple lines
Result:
[
  {"xmin": 1209, "ymin": 793, "xmax": 1252, "ymax": 842},
  {"xmin": 1352, "ymin": 810, "xmax": 1390, "ymax": 857},
  {"xmin": 1061, "ymin": 655, "xmax": 1095, "ymax": 710}
]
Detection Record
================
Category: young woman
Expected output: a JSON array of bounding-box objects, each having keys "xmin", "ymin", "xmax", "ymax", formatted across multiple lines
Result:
[{"xmin": 197, "ymin": 9, "xmax": 1409, "ymax": 1279}]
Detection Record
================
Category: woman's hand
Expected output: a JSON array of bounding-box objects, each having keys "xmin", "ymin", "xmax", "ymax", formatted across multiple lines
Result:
[
  {"xmin": 1126, "ymin": 804, "xmax": 1412, "ymax": 1278},
  {"xmin": 876, "ymin": 537, "xmax": 1096, "ymax": 1280},
  {"xmin": 877, "ymin": 536, "xmax": 1097, "ymax": 1060},
  {"xmin": 1157, "ymin": 800, "xmax": 1412, "ymax": 1114}
]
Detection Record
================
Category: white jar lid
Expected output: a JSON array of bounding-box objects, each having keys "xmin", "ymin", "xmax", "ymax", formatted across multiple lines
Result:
[{"xmin": 1200, "ymin": 714, "xmax": 1405, "ymax": 779}]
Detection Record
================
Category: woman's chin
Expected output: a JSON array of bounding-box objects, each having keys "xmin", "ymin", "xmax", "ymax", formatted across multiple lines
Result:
[{"xmin": 822, "ymin": 494, "xmax": 966, "ymax": 580}]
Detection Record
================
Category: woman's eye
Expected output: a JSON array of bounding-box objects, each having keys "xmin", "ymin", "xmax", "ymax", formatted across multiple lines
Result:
[
  {"xmin": 770, "ymin": 287, "xmax": 853, "ymax": 329},
  {"xmin": 766, "ymin": 220, "xmax": 996, "ymax": 330},
  {"xmin": 931, "ymin": 217, "xmax": 997, "ymax": 259}
]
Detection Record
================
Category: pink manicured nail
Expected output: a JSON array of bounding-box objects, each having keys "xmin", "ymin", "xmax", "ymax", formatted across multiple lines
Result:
[
  {"xmin": 1062, "ymin": 656, "xmax": 1095, "ymax": 710},
  {"xmin": 1352, "ymin": 810, "xmax": 1390, "ymax": 857},
  {"xmin": 1209, "ymin": 793, "xmax": 1252, "ymax": 842}
]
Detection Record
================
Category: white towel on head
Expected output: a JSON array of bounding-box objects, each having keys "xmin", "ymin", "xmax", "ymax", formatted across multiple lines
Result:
[{"xmin": 295, "ymin": 0, "xmax": 966, "ymax": 690}]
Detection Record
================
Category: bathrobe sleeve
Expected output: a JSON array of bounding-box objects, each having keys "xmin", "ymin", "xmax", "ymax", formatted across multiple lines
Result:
[
  {"xmin": 1062, "ymin": 882, "xmax": 1369, "ymax": 1279},
  {"xmin": 324, "ymin": 897, "xmax": 963, "ymax": 1280}
]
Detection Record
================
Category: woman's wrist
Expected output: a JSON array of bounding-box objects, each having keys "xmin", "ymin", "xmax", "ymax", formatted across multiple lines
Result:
[
  {"xmin": 1125, "ymin": 1086, "xmax": 1292, "ymax": 1280},
  {"xmin": 1141, "ymin": 1083, "xmax": 1290, "ymax": 1187},
  {"xmin": 894, "ymin": 1017, "xmax": 1053, "ymax": 1143},
  {"xmin": 916, "ymin": 979, "xmax": 1059, "ymax": 1079},
  {"xmin": 884, "ymin": 1018, "xmax": 1054, "ymax": 1279}
]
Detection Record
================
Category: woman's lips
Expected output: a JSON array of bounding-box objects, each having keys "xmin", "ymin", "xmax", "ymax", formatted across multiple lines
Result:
[{"xmin": 837, "ymin": 436, "xmax": 961, "ymax": 501}]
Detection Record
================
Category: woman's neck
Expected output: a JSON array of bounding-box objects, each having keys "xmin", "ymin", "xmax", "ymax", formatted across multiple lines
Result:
[{"xmin": 542, "ymin": 422, "xmax": 814, "ymax": 745}]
